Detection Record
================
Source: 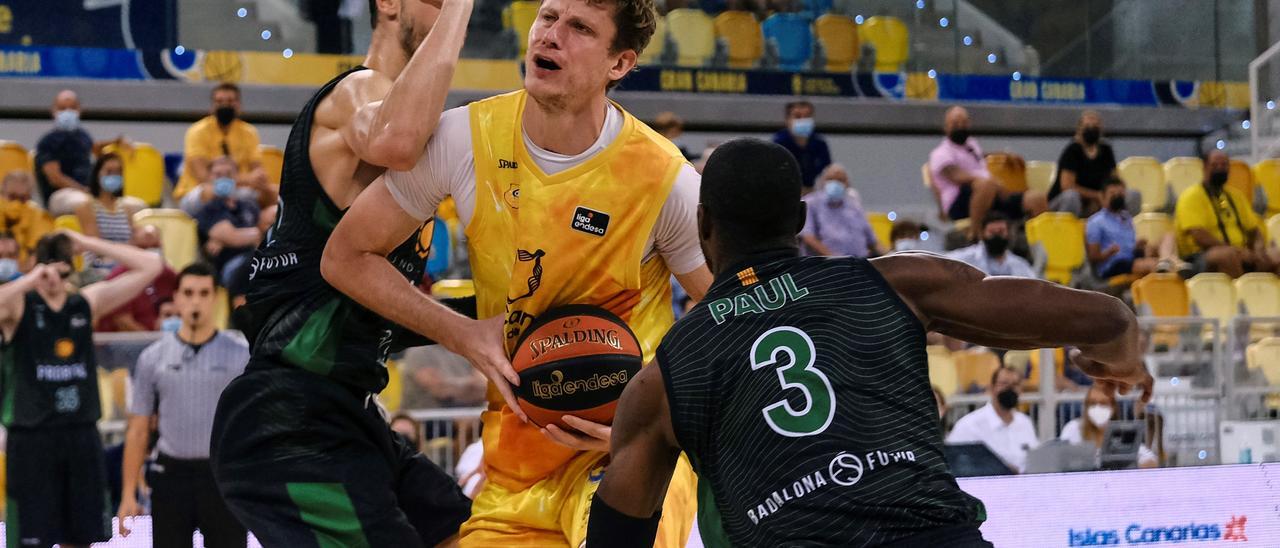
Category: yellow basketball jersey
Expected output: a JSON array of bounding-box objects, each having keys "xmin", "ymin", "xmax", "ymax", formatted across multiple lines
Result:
[{"xmin": 466, "ymin": 90, "xmax": 685, "ymax": 488}]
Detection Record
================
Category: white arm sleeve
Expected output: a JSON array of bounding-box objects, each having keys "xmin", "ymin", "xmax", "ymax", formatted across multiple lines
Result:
[
  {"xmin": 384, "ymin": 106, "xmax": 474, "ymax": 222},
  {"xmin": 652, "ymin": 164, "xmax": 705, "ymax": 276}
]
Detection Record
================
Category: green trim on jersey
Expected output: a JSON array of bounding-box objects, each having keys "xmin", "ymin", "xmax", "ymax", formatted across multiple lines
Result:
[
  {"xmin": 312, "ymin": 199, "xmax": 340, "ymax": 232},
  {"xmin": 281, "ymin": 298, "xmax": 346, "ymax": 376},
  {"xmin": 1, "ymin": 343, "xmax": 16, "ymax": 427},
  {"xmin": 286, "ymin": 482, "xmax": 371, "ymax": 548},
  {"xmin": 696, "ymin": 479, "xmax": 732, "ymax": 548}
]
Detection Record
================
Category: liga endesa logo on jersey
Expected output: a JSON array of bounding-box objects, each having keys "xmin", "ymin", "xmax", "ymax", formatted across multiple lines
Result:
[{"xmin": 1068, "ymin": 515, "xmax": 1248, "ymax": 546}]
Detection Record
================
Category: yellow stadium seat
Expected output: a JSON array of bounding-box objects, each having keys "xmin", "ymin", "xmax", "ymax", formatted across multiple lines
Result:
[
  {"xmin": 260, "ymin": 145, "xmax": 284, "ymax": 187},
  {"xmin": 638, "ymin": 16, "xmax": 667, "ymax": 65},
  {"xmin": 714, "ymin": 11, "xmax": 764, "ymax": 69},
  {"xmin": 133, "ymin": 208, "xmax": 199, "ymax": 270},
  {"xmin": 98, "ymin": 368, "xmax": 114, "ymax": 420},
  {"xmin": 1025, "ymin": 161, "xmax": 1056, "ymax": 194},
  {"xmin": 430, "ymin": 279, "xmax": 476, "ymax": 299},
  {"xmin": 857, "ymin": 16, "xmax": 909, "ymax": 72},
  {"xmin": 1133, "ymin": 212, "xmax": 1173, "ymax": 245},
  {"xmin": 1164, "ymin": 157, "xmax": 1203, "ymax": 200},
  {"xmin": 1186, "ymin": 272, "xmax": 1235, "ymax": 331},
  {"xmin": 668, "ymin": 9, "xmax": 717, "ymax": 67},
  {"xmin": 213, "ymin": 286, "xmax": 230, "ymax": 330},
  {"xmin": 1235, "ymin": 273, "xmax": 1280, "ymax": 317},
  {"xmin": 1227, "ymin": 158, "xmax": 1255, "ymax": 207},
  {"xmin": 103, "ymin": 143, "xmax": 165, "ymax": 207},
  {"xmin": 984, "ymin": 153, "xmax": 1027, "ymax": 193},
  {"xmin": 1118, "ymin": 157, "xmax": 1167, "ymax": 212},
  {"xmin": 926, "ymin": 345, "xmax": 958, "ymax": 397},
  {"xmin": 382, "ymin": 359, "xmax": 403, "ymax": 413},
  {"xmin": 1025, "ymin": 348, "xmax": 1066, "ymax": 389},
  {"xmin": 0, "ymin": 452, "xmax": 5, "ymax": 514},
  {"xmin": 866, "ymin": 211, "xmax": 892, "ymax": 249},
  {"xmin": 814, "ymin": 14, "xmax": 859, "ymax": 72},
  {"xmin": 0, "ymin": 140, "xmax": 32, "ymax": 177},
  {"xmin": 1132, "ymin": 273, "xmax": 1190, "ymax": 317},
  {"xmin": 1269, "ymin": 214, "xmax": 1280, "ymax": 248},
  {"xmin": 503, "ymin": 0, "xmax": 540, "ymax": 56},
  {"xmin": 54, "ymin": 214, "xmax": 82, "ymax": 233},
  {"xmin": 1253, "ymin": 159, "xmax": 1280, "ymax": 217},
  {"xmin": 954, "ymin": 348, "xmax": 1000, "ymax": 393},
  {"xmin": 1246, "ymin": 337, "xmax": 1280, "ymax": 386},
  {"xmin": 1025, "ymin": 212, "xmax": 1085, "ymax": 284},
  {"xmin": 109, "ymin": 368, "xmax": 129, "ymax": 420}
]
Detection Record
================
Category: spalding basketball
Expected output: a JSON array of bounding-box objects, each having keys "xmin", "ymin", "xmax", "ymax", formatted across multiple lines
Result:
[{"xmin": 511, "ymin": 305, "xmax": 643, "ymax": 429}]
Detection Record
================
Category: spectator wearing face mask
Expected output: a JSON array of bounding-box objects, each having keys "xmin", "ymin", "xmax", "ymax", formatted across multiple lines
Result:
[
  {"xmin": 1175, "ymin": 150, "xmax": 1278, "ymax": 277},
  {"xmin": 0, "ymin": 232, "xmax": 21, "ymax": 283},
  {"xmin": 946, "ymin": 366, "xmax": 1040, "ymax": 473},
  {"xmin": 889, "ymin": 220, "xmax": 928, "ymax": 253},
  {"xmin": 75, "ymin": 153, "xmax": 133, "ymax": 245},
  {"xmin": 195, "ymin": 157, "xmax": 263, "ymax": 299},
  {"xmin": 1, "ymin": 170, "xmax": 55, "ymax": 261},
  {"xmin": 1059, "ymin": 383, "xmax": 1158, "ymax": 468},
  {"xmin": 799, "ymin": 168, "xmax": 884, "ymax": 258},
  {"xmin": 175, "ymin": 83, "xmax": 273, "ymax": 213},
  {"xmin": 772, "ymin": 100, "xmax": 831, "ymax": 190},
  {"xmin": 95, "ymin": 225, "xmax": 178, "ymax": 332},
  {"xmin": 158, "ymin": 299, "xmax": 181, "ymax": 333},
  {"xmin": 1049, "ymin": 111, "xmax": 1141, "ymax": 218},
  {"xmin": 945, "ymin": 212, "xmax": 1037, "ymax": 278}
]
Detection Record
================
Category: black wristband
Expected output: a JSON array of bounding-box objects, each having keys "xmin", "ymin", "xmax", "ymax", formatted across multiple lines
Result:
[{"xmin": 585, "ymin": 494, "xmax": 663, "ymax": 548}]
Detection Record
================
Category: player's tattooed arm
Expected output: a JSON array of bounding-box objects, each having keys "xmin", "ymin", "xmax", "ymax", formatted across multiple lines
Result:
[{"xmin": 872, "ymin": 251, "xmax": 1151, "ymax": 401}]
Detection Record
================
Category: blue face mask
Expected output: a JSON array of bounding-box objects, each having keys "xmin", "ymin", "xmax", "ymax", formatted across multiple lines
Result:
[
  {"xmin": 0, "ymin": 258, "xmax": 18, "ymax": 281},
  {"xmin": 161, "ymin": 316, "xmax": 182, "ymax": 334},
  {"xmin": 55, "ymin": 109, "xmax": 80, "ymax": 131},
  {"xmin": 213, "ymin": 177, "xmax": 236, "ymax": 198},
  {"xmin": 790, "ymin": 117, "xmax": 815, "ymax": 139},
  {"xmin": 823, "ymin": 181, "xmax": 845, "ymax": 201},
  {"xmin": 101, "ymin": 174, "xmax": 123, "ymax": 194}
]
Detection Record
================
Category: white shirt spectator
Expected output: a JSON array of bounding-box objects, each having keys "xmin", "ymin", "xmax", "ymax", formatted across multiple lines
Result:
[
  {"xmin": 1059, "ymin": 418, "xmax": 1158, "ymax": 467},
  {"xmin": 946, "ymin": 402, "xmax": 1039, "ymax": 473},
  {"xmin": 946, "ymin": 243, "xmax": 1037, "ymax": 278}
]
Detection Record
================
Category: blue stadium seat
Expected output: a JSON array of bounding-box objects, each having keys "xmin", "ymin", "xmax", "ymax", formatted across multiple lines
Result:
[{"xmin": 762, "ymin": 13, "xmax": 814, "ymax": 71}]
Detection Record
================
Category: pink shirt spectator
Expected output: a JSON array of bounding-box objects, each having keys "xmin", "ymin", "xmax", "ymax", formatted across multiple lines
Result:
[{"xmin": 929, "ymin": 137, "xmax": 990, "ymax": 212}]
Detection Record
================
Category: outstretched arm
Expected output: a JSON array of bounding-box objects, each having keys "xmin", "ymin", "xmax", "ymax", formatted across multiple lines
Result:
[
  {"xmin": 586, "ymin": 364, "xmax": 681, "ymax": 548},
  {"xmin": 341, "ymin": 0, "xmax": 474, "ymax": 170},
  {"xmin": 75, "ymin": 232, "xmax": 165, "ymax": 323},
  {"xmin": 873, "ymin": 252, "xmax": 1151, "ymax": 399}
]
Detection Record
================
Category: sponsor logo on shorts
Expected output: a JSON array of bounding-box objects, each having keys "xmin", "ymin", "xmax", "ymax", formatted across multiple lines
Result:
[
  {"xmin": 571, "ymin": 207, "xmax": 609, "ymax": 237},
  {"xmin": 746, "ymin": 449, "xmax": 916, "ymax": 526},
  {"xmin": 531, "ymin": 369, "xmax": 629, "ymax": 401}
]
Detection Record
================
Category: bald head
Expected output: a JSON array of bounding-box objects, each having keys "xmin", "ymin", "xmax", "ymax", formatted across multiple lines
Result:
[
  {"xmin": 818, "ymin": 163, "xmax": 849, "ymax": 186},
  {"xmin": 53, "ymin": 90, "xmax": 79, "ymax": 112},
  {"xmin": 2, "ymin": 171, "xmax": 33, "ymax": 203},
  {"xmin": 1205, "ymin": 150, "xmax": 1230, "ymax": 185},
  {"xmin": 132, "ymin": 224, "xmax": 162, "ymax": 250},
  {"xmin": 944, "ymin": 106, "xmax": 971, "ymax": 142}
]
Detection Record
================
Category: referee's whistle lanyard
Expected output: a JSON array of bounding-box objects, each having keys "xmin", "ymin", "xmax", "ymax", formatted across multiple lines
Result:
[{"xmin": 1208, "ymin": 188, "xmax": 1248, "ymax": 248}]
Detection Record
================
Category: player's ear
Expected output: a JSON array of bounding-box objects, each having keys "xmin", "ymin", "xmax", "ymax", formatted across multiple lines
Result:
[
  {"xmin": 608, "ymin": 49, "xmax": 638, "ymax": 85},
  {"xmin": 378, "ymin": 0, "xmax": 400, "ymax": 21}
]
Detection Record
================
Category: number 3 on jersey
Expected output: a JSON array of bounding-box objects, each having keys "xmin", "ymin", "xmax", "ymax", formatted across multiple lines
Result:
[{"xmin": 750, "ymin": 326, "xmax": 836, "ymax": 437}]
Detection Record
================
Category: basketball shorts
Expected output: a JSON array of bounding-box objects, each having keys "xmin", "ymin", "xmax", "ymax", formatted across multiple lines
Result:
[
  {"xmin": 210, "ymin": 363, "xmax": 471, "ymax": 548},
  {"xmin": 460, "ymin": 442, "xmax": 697, "ymax": 548},
  {"xmin": 5, "ymin": 423, "xmax": 112, "ymax": 548}
]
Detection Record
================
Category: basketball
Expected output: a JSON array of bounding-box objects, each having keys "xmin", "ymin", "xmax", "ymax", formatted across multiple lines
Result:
[{"xmin": 511, "ymin": 305, "xmax": 643, "ymax": 429}]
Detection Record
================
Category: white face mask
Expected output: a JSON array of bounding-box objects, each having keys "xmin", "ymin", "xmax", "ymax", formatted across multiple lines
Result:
[{"xmin": 1087, "ymin": 404, "xmax": 1112, "ymax": 428}]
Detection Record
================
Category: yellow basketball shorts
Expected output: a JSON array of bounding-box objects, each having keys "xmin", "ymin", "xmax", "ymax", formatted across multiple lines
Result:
[{"xmin": 460, "ymin": 451, "xmax": 697, "ymax": 547}]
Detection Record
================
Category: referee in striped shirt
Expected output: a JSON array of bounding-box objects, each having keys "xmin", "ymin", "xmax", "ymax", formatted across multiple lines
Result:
[{"xmin": 116, "ymin": 262, "xmax": 249, "ymax": 547}]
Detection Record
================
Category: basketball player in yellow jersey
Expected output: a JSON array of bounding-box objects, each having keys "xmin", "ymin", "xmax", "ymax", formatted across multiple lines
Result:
[{"xmin": 322, "ymin": 0, "xmax": 710, "ymax": 545}]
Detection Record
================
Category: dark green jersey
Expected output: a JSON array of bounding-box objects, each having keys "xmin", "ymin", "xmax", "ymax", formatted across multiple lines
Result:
[
  {"xmin": 243, "ymin": 66, "xmax": 433, "ymax": 393},
  {"xmin": 657, "ymin": 251, "xmax": 985, "ymax": 547},
  {"xmin": 1, "ymin": 292, "xmax": 101, "ymax": 428}
]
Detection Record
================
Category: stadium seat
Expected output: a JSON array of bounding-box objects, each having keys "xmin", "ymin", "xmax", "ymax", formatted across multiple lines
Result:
[
  {"xmin": 1270, "ymin": 214, "xmax": 1280, "ymax": 248},
  {"xmin": 383, "ymin": 359, "xmax": 404, "ymax": 413},
  {"xmin": 814, "ymin": 14, "xmax": 859, "ymax": 72},
  {"xmin": 985, "ymin": 153, "xmax": 1027, "ymax": 193},
  {"xmin": 762, "ymin": 13, "xmax": 814, "ymax": 71},
  {"xmin": 926, "ymin": 345, "xmax": 958, "ymax": 396},
  {"xmin": 1133, "ymin": 212, "xmax": 1173, "ymax": 245},
  {"xmin": 1235, "ymin": 273, "xmax": 1280, "ymax": 317},
  {"xmin": 1118, "ymin": 157, "xmax": 1167, "ymax": 212},
  {"xmin": 1025, "ymin": 161, "xmax": 1056, "ymax": 194},
  {"xmin": 109, "ymin": 368, "xmax": 129, "ymax": 420},
  {"xmin": 1025, "ymin": 348, "xmax": 1065, "ymax": 390},
  {"xmin": 1245, "ymin": 337, "xmax": 1280, "ymax": 386},
  {"xmin": 1186, "ymin": 273, "xmax": 1236, "ymax": 334},
  {"xmin": 0, "ymin": 140, "xmax": 32, "ymax": 176},
  {"xmin": 857, "ymin": 16, "xmax": 909, "ymax": 72},
  {"xmin": 1164, "ymin": 157, "xmax": 1203, "ymax": 199},
  {"xmin": 55, "ymin": 214, "xmax": 82, "ymax": 233},
  {"xmin": 133, "ymin": 209, "xmax": 199, "ymax": 270},
  {"xmin": 867, "ymin": 211, "xmax": 892, "ymax": 248},
  {"xmin": 260, "ymin": 145, "xmax": 284, "ymax": 187},
  {"xmin": 954, "ymin": 348, "xmax": 1000, "ymax": 393},
  {"xmin": 1132, "ymin": 273, "xmax": 1190, "ymax": 317},
  {"xmin": 1228, "ymin": 159, "xmax": 1255, "ymax": 207},
  {"xmin": 1025, "ymin": 212, "xmax": 1085, "ymax": 285},
  {"xmin": 803, "ymin": 0, "xmax": 834, "ymax": 16},
  {"xmin": 638, "ymin": 16, "xmax": 667, "ymax": 65},
  {"xmin": 431, "ymin": 279, "xmax": 476, "ymax": 299},
  {"xmin": 103, "ymin": 143, "xmax": 165, "ymax": 207},
  {"xmin": 503, "ymin": 0, "xmax": 540, "ymax": 56},
  {"xmin": 714, "ymin": 11, "xmax": 764, "ymax": 69},
  {"xmin": 214, "ymin": 286, "xmax": 230, "ymax": 330},
  {"xmin": 1254, "ymin": 159, "xmax": 1280, "ymax": 217},
  {"xmin": 0, "ymin": 452, "xmax": 5, "ymax": 514},
  {"xmin": 668, "ymin": 9, "xmax": 718, "ymax": 67}
]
